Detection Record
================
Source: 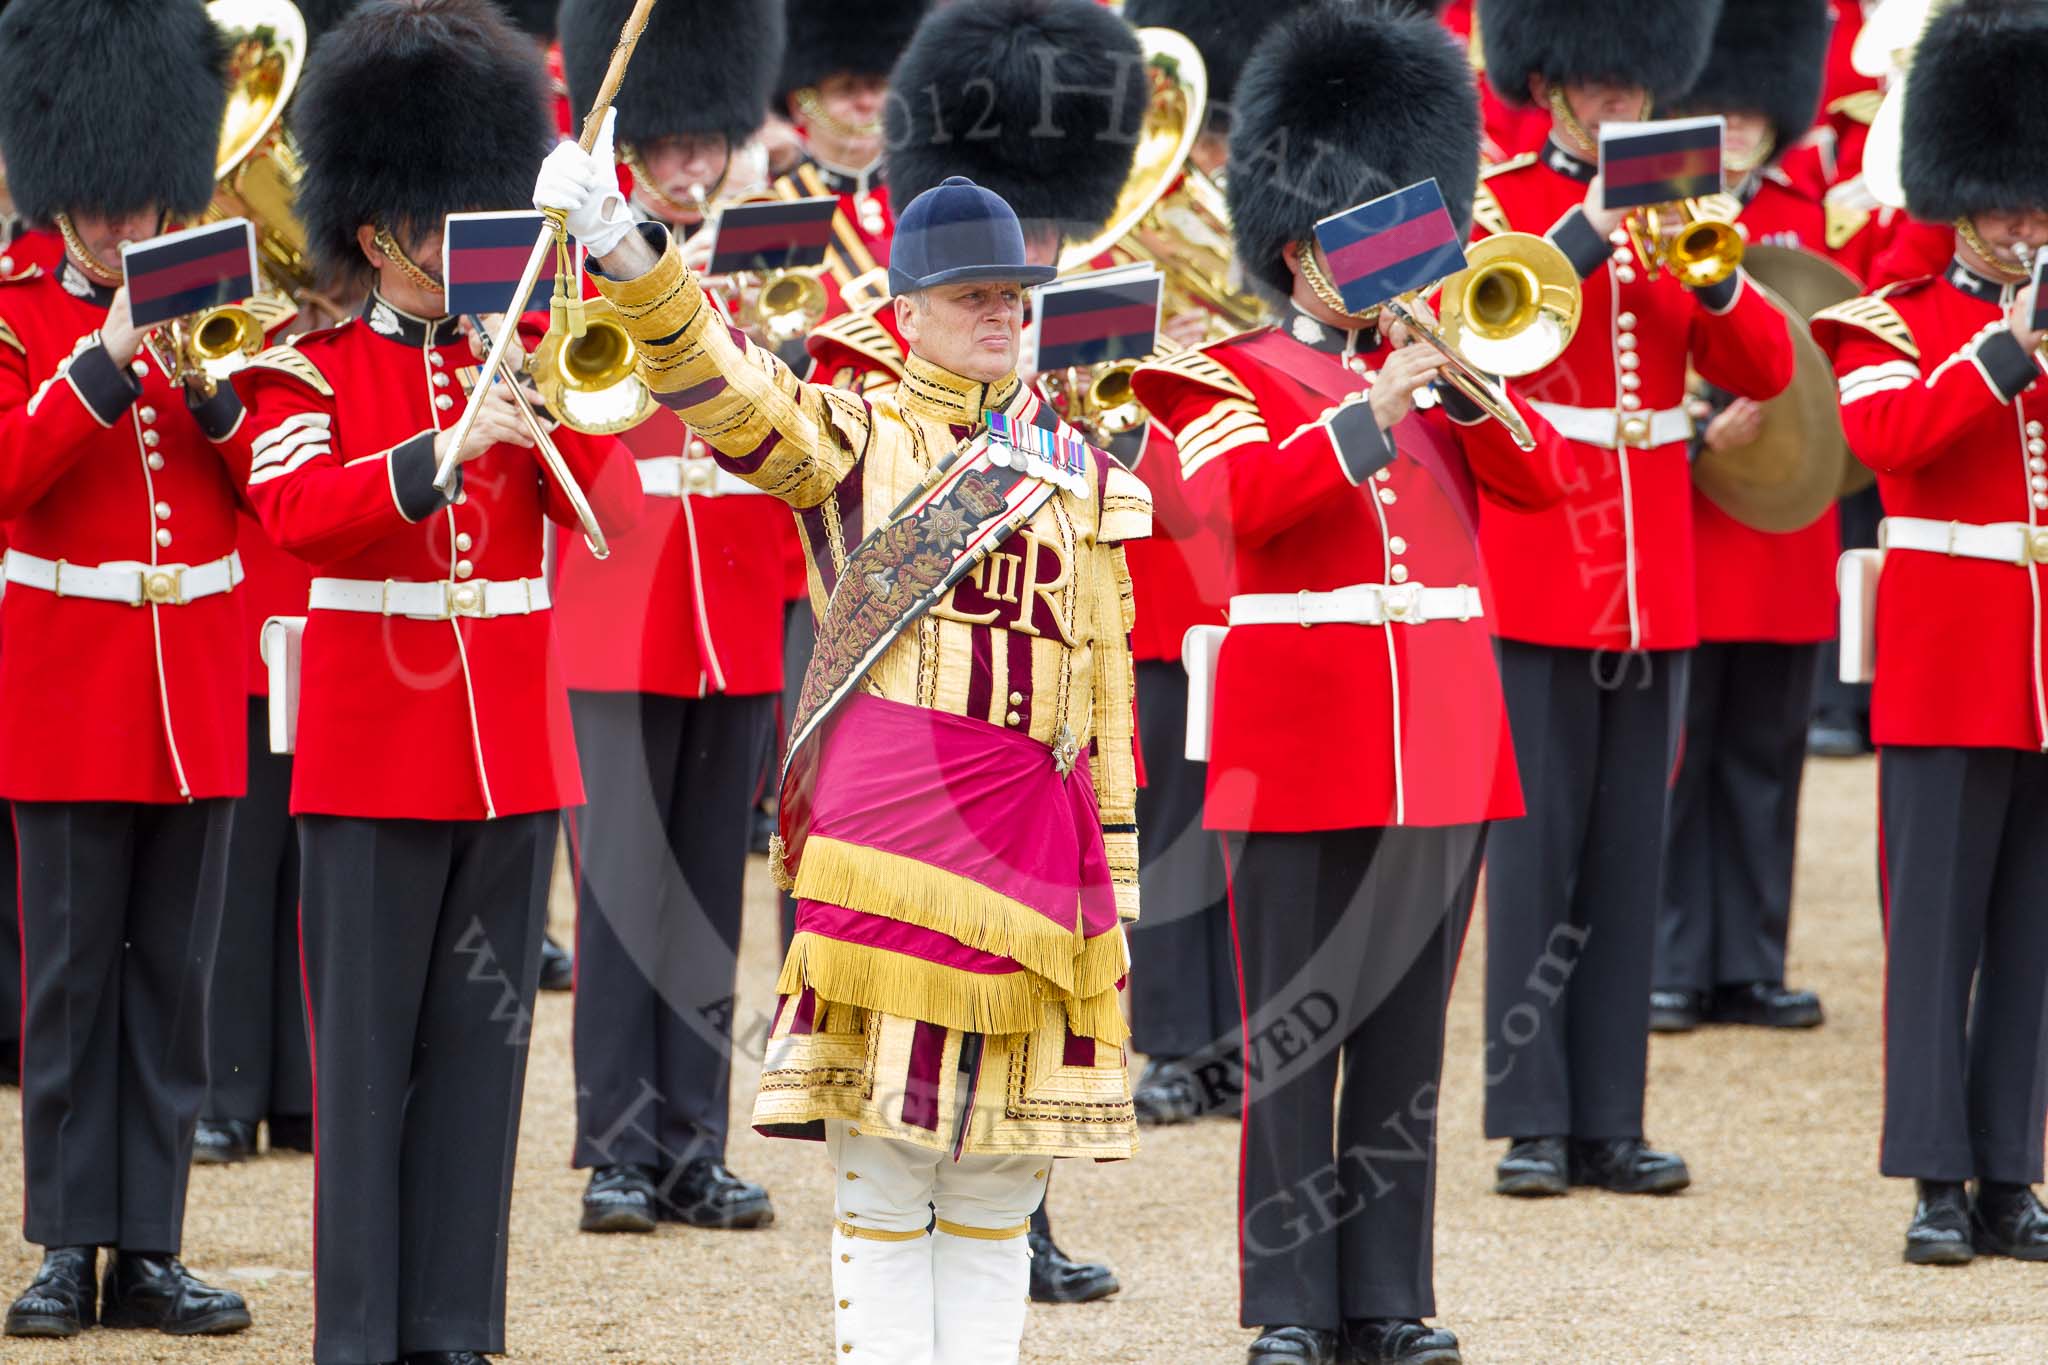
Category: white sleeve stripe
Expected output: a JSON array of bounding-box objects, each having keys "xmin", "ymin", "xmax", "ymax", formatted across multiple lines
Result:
[
  {"xmin": 252, "ymin": 426, "xmax": 329, "ymax": 470},
  {"xmin": 246, "ymin": 443, "xmax": 329, "ymax": 484},
  {"xmin": 252, "ymin": 412, "xmax": 332, "ymax": 456},
  {"xmin": 1839, "ymin": 375, "xmax": 1915, "ymax": 404},
  {"xmin": 1839, "ymin": 362, "xmax": 1919, "ymax": 390}
]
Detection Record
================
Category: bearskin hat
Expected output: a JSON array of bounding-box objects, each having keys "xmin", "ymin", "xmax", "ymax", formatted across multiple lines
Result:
[
  {"xmin": 292, "ymin": 0, "xmax": 555, "ymax": 285},
  {"xmin": 0, "ymin": 0, "xmax": 226, "ymax": 224},
  {"xmin": 1477, "ymin": 0, "xmax": 1722, "ymax": 107},
  {"xmin": 777, "ymin": 0, "xmax": 930, "ymax": 105},
  {"xmin": 884, "ymin": 0, "xmax": 1148, "ymax": 245},
  {"xmin": 1903, "ymin": 0, "xmax": 2048, "ymax": 221},
  {"xmin": 1121, "ymin": 0, "xmax": 1315, "ymax": 133},
  {"xmin": 1228, "ymin": 0, "xmax": 1479, "ymax": 304},
  {"xmin": 297, "ymin": 0, "xmax": 361, "ymax": 43},
  {"xmin": 1671, "ymin": 0, "xmax": 1830, "ymax": 166},
  {"xmin": 562, "ymin": 0, "xmax": 783, "ymax": 147},
  {"xmin": 493, "ymin": 0, "xmax": 557, "ymax": 35}
]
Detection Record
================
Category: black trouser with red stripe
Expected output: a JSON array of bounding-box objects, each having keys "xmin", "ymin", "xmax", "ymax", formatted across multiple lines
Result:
[
  {"xmin": 299, "ymin": 811, "xmax": 552, "ymax": 1365},
  {"xmin": 1879, "ymin": 744, "xmax": 2048, "ymax": 1184},
  {"xmin": 204, "ymin": 697, "xmax": 312, "ymax": 1127},
  {"xmin": 1128, "ymin": 661, "xmax": 1237, "ymax": 1064},
  {"xmin": 1483, "ymin": 643, "xmax": 1687, "ymax": 1141},
  {"xmin": 1228, "ymin": 823, "xmax": 1482, "ymax": 1331},
  {"xmin": 16, "ymin": 798, "xmax": 233, "ymax": 1253},
  {"xmin": 0, "ymin": 798, "xmax": 18, "ymax": 1079},
  {"xmin": 1657, "ymin": 640, "xmax": 1821, "ymax": 993},
  {"xmin": 567, "ymin": 690, "xmax": 774, "ymax": 1180}
]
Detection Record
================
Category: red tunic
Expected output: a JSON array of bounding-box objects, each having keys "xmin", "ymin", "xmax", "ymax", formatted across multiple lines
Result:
[
  {"xmin": 0, "ymin": 258, "xmax": 250, "ymax": 803},
  {"xmin": 1692, "ymin": 176, "xmax": 1844, "ymax": 645},
  {"xmin": 1472, "ymin": 143, "xmax": 1797, "ymax": 651},
  {"xmin": 553, "ymin": 404, "xmax": 787, "ymax": 698},
  {"xmin": 1437, "ymin": 0, "xmax": 1549, "ymax": 164},
  {"xmin": 236, "ymin": 298, "xmax": 642, "ymax": 820},
  {"xmin": 1816, "ymin": 262, "xmax": 2048, "ymax": 752},
  {"xmin": 1131, "ymin": 320, "xmax": 1575, "ymax": 832}
]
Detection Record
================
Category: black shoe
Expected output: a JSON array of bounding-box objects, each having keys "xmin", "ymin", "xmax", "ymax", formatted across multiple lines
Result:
[
  {"xmin": 1649, "ymin": 989, "xmax": 1703, "ymax": 1033},
  {"xmin": 1027, "ymin": 1227, "xmax": 1119, "ymax": 1303},
  {"xmin": 1708, "ymin": 982, "xmax": 1824, "ymax": 1029},
  {"xmin": 581, "ymin": 1164, "xmax": 659, "ymax": 1234},
  {"xmin": 1905, "ymin": 1180, "xmax": 1974, "ymax": 1265},
  {"xmin": 0, "ymin": 1044, "xmax": 18, "ymax": 1087},
  {"xmin": 1971, "ymin": 1182, "xmax": 2048, "ymax": 1261},
  {"xmin": 1132, "ymin": 1057, "xmax": 1201, "ymax": 1126},
  {"xmin": 99, "ymin": 1252, "xmax": 251, "ymax": 1335},
  {"xmin": 405, "ymin": 1354, "xmax": 487, "ymax": 1364},
  {"xmin": 1343, "ymin": 1318, "xmax": 1462, "ymax": 1365},
  {"xmin": 267, "ymin": 1113, "xmax": 315, "ymax": 1154},
  {"xmin": 1807, "ymin": 713, "xmax": 1870, "ymax": 758},
  {"xmin": 1569, "ymin": 1138, "xmax": 1691, "ymax": 1195},
  {"xmin": 1247, "ymin": 1324, "xmax": 1340, "ymax": 1365},
  {"xmin": 193, "ymin": 1118, "xmax": 258, "ymax": 1165},
  {"xmin": 658, "ymin": 1156, "xmax": 775, "ymax": 1229},
  {"xmin": 537, "ymin": 934, "xmax": 574, "ymax": 993},
  {"xmin": 5, "ymin": 1247, "xmax": 96, "ymax": 1338},
  {"xmin": 1494, "ymin": 1136, "xmax": 1568, "ymax": 1197}
]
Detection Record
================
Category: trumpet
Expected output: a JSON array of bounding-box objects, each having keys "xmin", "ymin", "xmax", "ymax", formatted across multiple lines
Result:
[
  {"xmin": 1624, "ymin": 197, "xmax": 1745, "ymax": 289},
  {"xmin": 143, "ymin": 304, "xmax": 266, "ymax": 398},
  {"xmin": 1038, "ymin": 359, "xmax": 1150, "ymax": 447},
  {"xmin": 525, "ymin": 297, "xmax": 655, "ymax": 435},
  {"xmin": 1375, "ymin": 232, "xmax": 1583, "ymax": 453}
]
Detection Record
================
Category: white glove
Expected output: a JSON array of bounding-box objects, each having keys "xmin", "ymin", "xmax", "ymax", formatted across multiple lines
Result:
[{"xmin": 533, "ymin": 108, "xmax": 634, "ymax": 258}]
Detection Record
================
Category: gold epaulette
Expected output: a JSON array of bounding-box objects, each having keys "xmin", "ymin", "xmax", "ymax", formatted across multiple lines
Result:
[
  {"xmin": 1827, "ymin": 89, "xmax": 1885, "ymax": 126},
  {"xmin": 0, "ymin": 261, "xmax": 40, "ymax": 284},
  {"xmin": 243, "ymin": 343, "xmax": 334, "ymax": 397},
  {"xmin": 1473, "ymin": 154, "xmax": 1534, "ymax": 238},
  {"xmin": 1825, "ymin": 199, "xmax": 1872, "ymax": 251},
  {"xmin": 243, "ymin": 290, "xmax": 300, "ymax": 338},
  {"xmin": 0, "ymin": 317, "xmax": 20, "ymax": 355},
  {"xmin": 1812, "ymin": 288, "xmax": 1919, "ymax": 361},
  {"xmin": 1133, "ymin": 343, "xmax": 1252, "ymax": 401},
  {"xmin": 809, "ymin": 300, "xmax": 905, "ymax": 380}
]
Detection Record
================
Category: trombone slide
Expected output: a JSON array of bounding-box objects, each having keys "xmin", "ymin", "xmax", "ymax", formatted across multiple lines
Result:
[{"xmin": 1385, "ymin": 301, "xmax": 1537, "ymax": 451}]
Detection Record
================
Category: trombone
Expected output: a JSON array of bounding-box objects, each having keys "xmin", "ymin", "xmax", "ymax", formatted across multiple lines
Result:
[
  {"xmin": 1380, "ymin": 232, "xmax": 1584, "ymax": 453},
  {"xmin": 1623, "ymin": 196, "xmax": 1745, "ymax": 289}
]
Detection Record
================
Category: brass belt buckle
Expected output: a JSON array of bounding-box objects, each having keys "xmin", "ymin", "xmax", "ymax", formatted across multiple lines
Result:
[
  {"xmin": 447, "ymin": 580, "xmax": 489, "ymax": 619},
  {"xmin": 142, "ymin": 565, "xmax": 183, "ymax": 606},
  {"xmin": 1380, "ymin": 582, "xmax": 1421, "ymax": 624},
  {"xmin": 2027, "ymin": 527, "xmax": 2048, "ymax": 566}
]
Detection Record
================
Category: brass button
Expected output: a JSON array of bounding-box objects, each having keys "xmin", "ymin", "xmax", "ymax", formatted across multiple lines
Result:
[
  {"xmin": 841, "ymin": 1346, "xmax": 852, "ymax": 1355},
  {"xmin": 138, "ymin": 406, "xmax": 157, "ymax": 424},
  {"xmin": 155, "ymin": 528, "xmax": 172, "ymax": 547},
  {"xmin": 144, "ymin": 571, "xmax": 176, "ymax": 604},
  {"xmin": 688, "ymin": 439, "xmax": 707, "ymax": 458},
  {"xmin": 455, "ymin": 491, "xmax": 468, "ymax": 504},
  {"xmin": 142, "ymin": 430, "xmax": 161, "ymax": 448},
  {"xmin": 434, "ymin": 394, "xmax": 455, "ymax": 411},
  {"xmin": 429, "ymin": 351, "xmax": 445, "ymax": 368},
  {"xmin": 847, "ymin": 1127, "xmax": 861, "ymax": 1137},
  {"xmin": 839, "ymin": 1253, "xmax": 851, "ymax": 1263},
  {"xmin": 146, "ymin": 454, "xmax": 164, "ymax": 471},
  {"xmin": 432, "ymin": 373, "xmax": 450, "ymax": 388},
  {"xmin": 1390, "ymin": 564, "xmax": 1410, "ymax": 583},
  {"xmin": 1008, "ymin": 691, "xmax": 1023, "ymax": 706},
  {"xmin": 1006, "ymin": 710, "xmax": 1022, "ymax": 726},
  {"xmin": 1388, "ymin": 536, "xmax": 1407, "ymax": 555},
  {"xmin": 455, "ymin": 532, "xmax": 473, "ymax": 552},
  {"xmin": 684, "ymin": 462, "xmax": 714, "ymax": 494},
  {"xmin": 453, "ymin": 585, "xmax": 479, "ymax": 612},
  {"xmin": 1377, "ymin": 488, "xmax": 1396, "ymax": 506},
  {"xmin": 455, "ymin": 560, "xmax": 474, "ymax": 579},
  {"xmin": 1034, "ymin": 1170, "xmax": 1045, "ymax": 1179},
  {"xmin": 846, "ymin": 1171, "xmax": 859, "ymax": 1180},
  {"xmin": 154, "ymin": 501, "xmax": 171, "ymax": 519},
  {"xmin": 839, "ymin": 1299, "xmax": 850, "ymax": 1309},
  {"xmin": 1621, "ymin": 416, "xmax": 1650, "ymax": 444},
  {"xmin": 2030, "ymin": 529, "xmax": 2048, "ymax": 563}
]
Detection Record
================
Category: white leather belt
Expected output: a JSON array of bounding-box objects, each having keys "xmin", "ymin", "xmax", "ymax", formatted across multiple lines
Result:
[
  {"xmin": 1228, "ymin": 582, "xmax": 1483, "ymax": 628},
  {"xmin": 3, "ymin": 548, "xmax": 243, "ymax": 606},
  {"xmin": 1880, "ymin": 517, "xmax": 2048, "ymax": 567},
  {"xmin": 1527, "ymin": 400, "xmax": 1692, "ymax": 450},
  {"xmin": 308, "ymin": 575, "xmax": 552, "ymax": 620},
  {"xmin": 636, "ymin": 456, "xmax": 763, "ymax": 499}
]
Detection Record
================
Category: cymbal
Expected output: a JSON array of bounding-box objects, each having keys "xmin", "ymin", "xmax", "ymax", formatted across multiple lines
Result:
[
  {"xmin": 1691, "ymin": 255, "xmax": 1854, "ymax": 534},
  {"xmin": 1743, "ymin": 244, "xmax": 1877, "ymax": 497}
]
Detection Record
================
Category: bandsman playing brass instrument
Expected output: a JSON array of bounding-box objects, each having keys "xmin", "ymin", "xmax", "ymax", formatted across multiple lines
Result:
[
  {"xmin": 1471, "ymin": 0, "xmax": 1795, "ymax": 1201},
  {"xmin": 552, "ymin": 0, "xmax": 791, "ymax": 1239},
  {"xmin": 234, "ymin": 4, "xmax": 640, "ymax": 1362},
  {"xmin": 1812, "ymin": 0, "xmax": 2048, "ymax": 1269},
  {"xmin": 536, "ymin": 94, "xmax": 1151, "ymax": 1362},
  {"xmin": 0, "ymin": 0, "xmax": 255, "ymax": 1339},
  {"xmin": 1131, "ymin": 5, "xmax": 1573, "ymax": 1361}
]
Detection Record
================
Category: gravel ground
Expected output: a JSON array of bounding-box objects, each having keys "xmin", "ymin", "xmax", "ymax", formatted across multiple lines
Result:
[{"xmin": 4, "ymin": 754, "xmax": 2046, "ymax": 1363}]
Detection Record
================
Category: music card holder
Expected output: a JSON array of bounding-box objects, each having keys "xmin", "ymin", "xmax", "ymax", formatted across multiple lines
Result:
[
  {"xmin": 2031, "ymin": 253, "xmax": 2048, "ymax": 334},
  {"xmin": 1598, "ymin": 116, "xmax": 1727, "ymax": 214},
  {"xmin": 444, "ymin": 210, "xmax": 561, "ymax": 317},
  {"xmin": 704, "ymin": 196, "xmax": 839, "ymax": 276},
  {"xmin": 1024, "ymin": 263, "xmax": 1163, "ymax": 376},
  {"xmin": 260, "ymin": 615, "xmax": 306, "ymax": 754},
  {"xmin": 120, "ymin": 218, "xmax": 259, "ymax": 329}
]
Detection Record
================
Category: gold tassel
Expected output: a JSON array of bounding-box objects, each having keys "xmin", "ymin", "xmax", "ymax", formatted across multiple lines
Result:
[
  {"xmin": 767, "ymin": 834, "xmax": 794, "ymax": 891},
  {"xmin": 793, "ymin": 837, "xmax": 1127, "ymax": 998},
  {"xmin": 1062, "ymin": 986, "xmax": 1131, "ymax": 1048}
]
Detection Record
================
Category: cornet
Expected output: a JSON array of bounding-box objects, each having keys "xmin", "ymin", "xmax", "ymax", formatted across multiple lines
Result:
[
  {"xmin": 143, "ymin": 304, "xmax": 265, "ymax": 398},
  {"xmin": 1624, "ymin": 198, "xmax": 1745, "ymax": 289},
  {"xmin": 1038, "ymin": 359, "xmax": 1150, "ymax": 447}
]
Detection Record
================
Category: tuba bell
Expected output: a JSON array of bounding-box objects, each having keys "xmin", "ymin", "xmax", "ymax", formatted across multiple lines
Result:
[
  {"xmin": 206, "ymin": 0, "xmax": 316, "ymax": 300},
  {"xmin": 1057, "ymin": 28, "xmax": 1269, "ymax": 337}
]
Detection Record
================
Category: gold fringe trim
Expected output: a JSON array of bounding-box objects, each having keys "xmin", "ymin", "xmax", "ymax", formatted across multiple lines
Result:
[
  {"xmin": 778, "ymin": 933, "xmax": 1130, "ymax": 1046},
  {"xmin": 793, "ymin": 837, "xmax": 1127, "ymax": 1000}
]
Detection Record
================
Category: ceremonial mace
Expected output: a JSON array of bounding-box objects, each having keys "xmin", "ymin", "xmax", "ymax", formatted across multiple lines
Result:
[{"xmin": 430, "ymin": 0, "xmax": 662, "ymax": 557}]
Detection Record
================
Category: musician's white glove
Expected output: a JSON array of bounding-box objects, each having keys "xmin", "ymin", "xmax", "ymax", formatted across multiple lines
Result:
[{"xmin": 533, "ymin": 108, "xmax": 634, "ymax": 258}]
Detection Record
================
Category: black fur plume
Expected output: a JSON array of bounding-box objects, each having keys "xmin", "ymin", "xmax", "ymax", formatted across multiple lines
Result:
[
  {"xmin": 1477, "ymin": 0, "xmax": 1721, "ymax": 108},
  {"xmin": 1121, "ymin": 0, "xmax": 1317, "ymax": 133},
  {"xmin": 1671, "ymin": 0, "xmax": 1830, "ymax": 167},
  {"xmin": 1903, "ymin": 0, "xmax": 2048, "ymax": 221},
  {"xmin": 561, "ymin": 0, "xmax": 783, "ymax": 146},
  {"xmin": 778, "ymin": 0, "xmax": 931, "ymax": 105}
]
